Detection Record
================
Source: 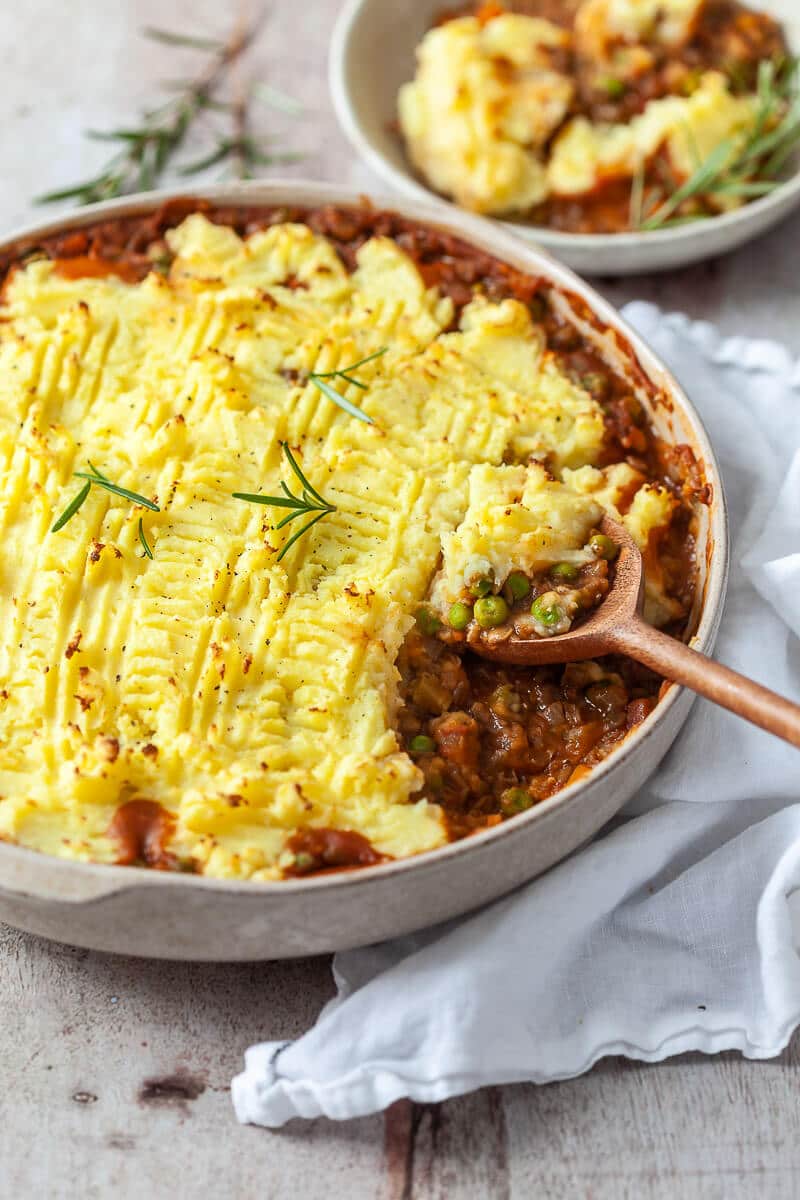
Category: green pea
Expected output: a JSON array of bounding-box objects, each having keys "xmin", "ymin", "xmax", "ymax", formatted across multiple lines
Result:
[
  {"xmin": 501, "ymin": 787, "xmax": 533, "ymax": 816},
  {"xmin": 531, "ymin": 595, "xmax": 564, "ymax": 627},
  {"xmin": 469, "ymin": 575, "xmax": 494, "ymax": 599},
  {"xmin": 602, "ymin": 76, "xmax": 627, "ymax": 99},
  {"xmin": 589, "ymin": 533, "xmax": 619, "ymax": 562},
  {"xmin": 504, "ymin": 571, "xmax": 530, "ymax": 602},
  {"xmin": 579, "ymin": 371, "xmax": 610, "ymax": 400},
  {"xmin": 416, "ymin": 606, "xmax": 442, "ymax": 636},
  {"xmin": 293, "ymin": 851, "xmax": 315, "ymax": 871},
  {"xmin": 474, "ymin": 595, "xmax": 509, "ymax": 629},
  {"xmin": 409, "ymin": 734, "xmax": 436, "ymax": 755},
  {"xmin": 551, "ymin": 561, "xmax": 578, "ymax": 582},
  {"xmin": 448, "ymin": 601, "xmax": 472, "ymax": 631},
  {"xmin": 150, "ymin": 253, "xmax": 173, "ymax": 277}
]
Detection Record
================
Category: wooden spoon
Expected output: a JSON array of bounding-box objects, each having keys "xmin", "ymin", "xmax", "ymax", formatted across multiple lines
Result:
[{"xmin": 471, "ymin": 516, "xmax": 800, "ymax": 748}]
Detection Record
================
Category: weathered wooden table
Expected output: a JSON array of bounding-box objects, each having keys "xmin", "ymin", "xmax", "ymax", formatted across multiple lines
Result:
[{"xmin": 2, "ymin": 3, "xmax": 800, "ymax": 1196}]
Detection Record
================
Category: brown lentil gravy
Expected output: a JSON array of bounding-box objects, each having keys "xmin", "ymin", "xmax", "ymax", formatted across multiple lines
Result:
[
  {"xmin": 430, "ymin": 0, "xmax": 789, "ymax": 233},
  {"xmin": 1, "ymin": 201, "xmax": 705, "ymax": 862}
]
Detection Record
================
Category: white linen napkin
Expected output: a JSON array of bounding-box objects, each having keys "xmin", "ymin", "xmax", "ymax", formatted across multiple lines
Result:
[{"xmin": 232, "ymin": 302, "xmax": 800, "ymax": 1127}]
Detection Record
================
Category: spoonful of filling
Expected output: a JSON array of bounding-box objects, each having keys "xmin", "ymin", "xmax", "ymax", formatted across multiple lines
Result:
[{"xmin": 424, "ymin": 509, "xmax": 800, "ymax": 749}]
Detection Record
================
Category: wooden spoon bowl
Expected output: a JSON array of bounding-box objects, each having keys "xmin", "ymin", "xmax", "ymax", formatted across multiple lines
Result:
[{"xmin": 471, "ymin": 517, "xmax": 800, "ymax": 748}]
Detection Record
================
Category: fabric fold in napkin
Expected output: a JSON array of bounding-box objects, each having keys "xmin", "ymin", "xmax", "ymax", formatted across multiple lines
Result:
[{"xmin": 233, "ymin": 302, "xmax": 800, "ymax": 1127}]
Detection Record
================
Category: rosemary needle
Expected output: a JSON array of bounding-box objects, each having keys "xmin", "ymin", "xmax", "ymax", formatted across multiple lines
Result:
[
  {"xmin": 233, "ymin": 442, "xmax": 336, "ymax": 562},
  {"xmin": 141, "ymin": 27, "xmax": 225, "ymax": 50},
  {"xmin": 51, "ymin": 481, "xmax": 91, "ymax": 533},
  {"xmin": 252, "ymin": 81, "xmax": 304, "ymax": 116},
  {"xmin": 138, "ymin": 517, "xmax": 155, "ymax": 559}
]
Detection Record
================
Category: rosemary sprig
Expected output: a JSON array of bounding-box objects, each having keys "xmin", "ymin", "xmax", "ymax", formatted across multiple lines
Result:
[
  {"xmin": 51, "ymin": 463, "xmax": 160, "ymax": 539},
  {"xmin": 638, "ymin": 58, "xmax": 800, "ymax": 232},
  {"xmin": 36, "ymin": 15, "xmax": 299, "ymax": 204},
  {"xmin": 233, "ymin": 443, "xmax": 336, "ymax": 562},
  {"xmin": 138, "ymin": 517, "xmax": 155, "ymax": 559},
  {"xmin": 308, "ymin": 348, "xmax": 388, "ymax": 425}
]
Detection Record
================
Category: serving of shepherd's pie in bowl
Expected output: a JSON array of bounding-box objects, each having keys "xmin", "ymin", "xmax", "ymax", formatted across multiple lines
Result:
[
  {"xmin": 0, "ymin": 182, "xmax": 726, "ymax": 958},
  {"xmin": 331, "ymin": 0, "xmax": 800, "ymax": 272}
]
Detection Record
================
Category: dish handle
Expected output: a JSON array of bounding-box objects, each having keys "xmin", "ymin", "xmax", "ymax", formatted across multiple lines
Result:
[{"xmin": 0, "ymin": 844, "xmax": 133, "ymax": 905}]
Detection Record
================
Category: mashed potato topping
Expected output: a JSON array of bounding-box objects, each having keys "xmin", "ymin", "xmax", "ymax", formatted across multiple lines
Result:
[
  {"xmin": 398, "ymin": 14, "xmax": 574, "ymax": 214},
  {"xmin": 0, "ymin": 213, "xmax": 683, "ymax": 878}
]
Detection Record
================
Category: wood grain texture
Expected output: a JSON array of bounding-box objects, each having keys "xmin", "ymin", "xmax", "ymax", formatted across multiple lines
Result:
[
  {"xmin": 1, "ymin": 2, "xmax": 800, "ymax": 1198},
  {"xmin": 615, "ymin": 619, "xmax": 800, "ymax": 747},
  {"xmin": 504, "ymin": 1053, "xmax": 800, "ymax": 1200}
]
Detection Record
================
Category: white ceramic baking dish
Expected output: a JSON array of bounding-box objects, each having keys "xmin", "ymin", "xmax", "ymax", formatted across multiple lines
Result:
[
  {"xmin": 0, "ymin": 181, "xmax": 728, "ymax": 959},
  {"xmin": 329, "ymin": 0, "xmax": 800, "ymax": 274}
]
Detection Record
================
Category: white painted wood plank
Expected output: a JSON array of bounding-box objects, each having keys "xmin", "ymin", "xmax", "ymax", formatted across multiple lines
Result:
[
  {"xmin": 503, "ymin": 1048, "xmax": 800, "ymax": 1199},
  {"xmin": 0, "ymin": 924, "xmax": 389, "ymax": 1199}
]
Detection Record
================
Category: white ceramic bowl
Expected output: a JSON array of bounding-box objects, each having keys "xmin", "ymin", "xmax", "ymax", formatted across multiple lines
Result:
[
  {"xmin": 330, "ymin": 0, "xmax": 800, "ymax": 274},
  {"xmin": 0, "ymin": 181, "xmax": 728, "ymax": 959}
]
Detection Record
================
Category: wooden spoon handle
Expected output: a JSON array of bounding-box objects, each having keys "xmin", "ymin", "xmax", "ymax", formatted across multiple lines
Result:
[{"xmin": 610, "ymin": 617, "xmax": 800, "ymax": 748}]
